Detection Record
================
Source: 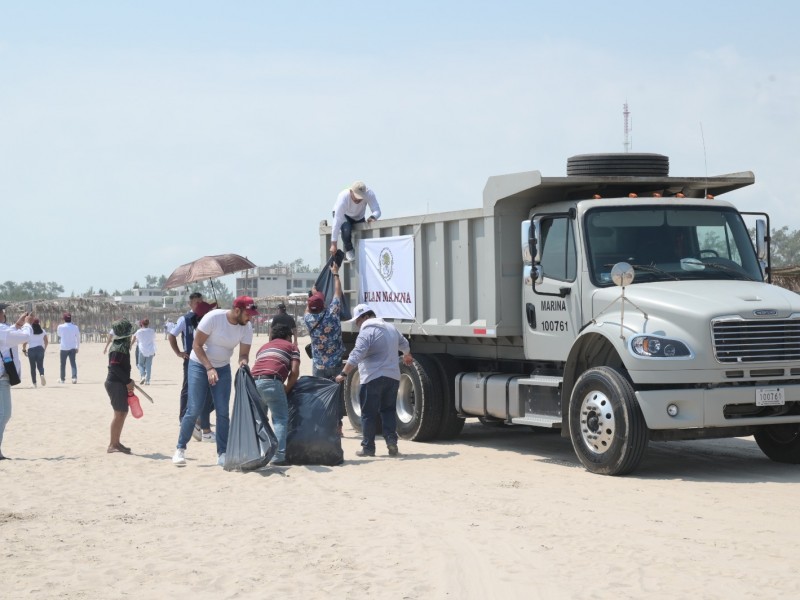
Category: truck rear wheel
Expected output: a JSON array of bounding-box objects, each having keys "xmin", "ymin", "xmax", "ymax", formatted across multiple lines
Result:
[
  {"xmin": 754, "ymin": 424, "xmax": 800, "ymax": 463},
  {"xmin": 396, "ymin": 357, "xmax": 443, "ymax": 441},
  {"xmin": 344, "ymin": 369, "xmax": 376, "ymax": 434},
  {"xmin": 568, "ymin": 366, "xmax": 648, "ymax": 475}
]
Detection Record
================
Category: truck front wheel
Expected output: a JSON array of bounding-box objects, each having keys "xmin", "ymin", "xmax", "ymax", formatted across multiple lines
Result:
[
  {"xmin": 568, "ymin": 366, "xmax": 649, "ymax": 476},
  {"xmin": 754, "ymin": 424, "xmax": 800, "ymax": 463}
]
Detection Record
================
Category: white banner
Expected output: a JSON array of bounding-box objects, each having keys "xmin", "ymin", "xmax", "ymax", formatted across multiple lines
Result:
[{"xmin": 359, "ymin": 235, "xmax": 415, "ymax": 320}]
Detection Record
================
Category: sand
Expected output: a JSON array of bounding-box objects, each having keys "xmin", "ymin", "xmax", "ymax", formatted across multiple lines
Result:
[{"xmin": 2, "ymin": 336, "xmax": 800, "ymax": 599}]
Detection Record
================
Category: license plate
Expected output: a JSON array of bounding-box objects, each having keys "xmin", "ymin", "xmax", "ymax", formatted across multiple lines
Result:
[{"xmin": 756, "ymin": 387, "xmax": 785, "ymax": 406}]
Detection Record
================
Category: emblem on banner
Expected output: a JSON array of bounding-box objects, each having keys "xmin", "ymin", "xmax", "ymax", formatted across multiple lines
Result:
[{"xmin": 379, "ymin": 248, "xmax": 394, "ymax": 280}]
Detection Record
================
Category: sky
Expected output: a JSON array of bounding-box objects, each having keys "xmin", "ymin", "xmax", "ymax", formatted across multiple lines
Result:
[{"xmin": 2, "ymin": 1, "xmax": 799, "ymax": 295}]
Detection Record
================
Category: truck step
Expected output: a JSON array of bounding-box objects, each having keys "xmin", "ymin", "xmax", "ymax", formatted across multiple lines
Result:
[
  {"xmin": 517, "ymin": 375, "xmax": 563, "ymax": 388},
  {"xmin": 511, "ymin": 415, "xmax": 562, "ymax": 428}
]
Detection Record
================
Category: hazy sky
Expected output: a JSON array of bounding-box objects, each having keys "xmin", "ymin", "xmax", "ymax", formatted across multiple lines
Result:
[{"xmin": 2, "ymin": 1, "xmax": 799, "ymax": 294}]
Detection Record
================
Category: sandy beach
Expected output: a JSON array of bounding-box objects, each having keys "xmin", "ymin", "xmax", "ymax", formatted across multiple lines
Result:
[{"xmin": 2, "ymin": 335, "xmax": 800, "ymax": 599}]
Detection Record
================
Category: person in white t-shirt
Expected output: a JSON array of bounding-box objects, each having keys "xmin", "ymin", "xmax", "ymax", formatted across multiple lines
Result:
[
  {"xmin": 56, "ymin": 312, "xmax": 80, "ymax": 384},
  {"xmin": 131, "ymin": 319, "xmax": 157, "ymax": 385},
  {"xmin": 172, "ymin": 296, "xmax": 258, "ymax": 467},
  {"xmin": 22, "ymin": 318, "xmax": 48, "ymax": 388},
  {"xmin": 329, "ymin": 181, "xmax": 381, "ymax": 263}
]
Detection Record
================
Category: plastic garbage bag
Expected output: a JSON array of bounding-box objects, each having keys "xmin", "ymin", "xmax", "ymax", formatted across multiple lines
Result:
[
  {"xmin": 224, "ymin": 365, "xmax": 278, "ymax": 472},
  {"xmin": 314, "ymin": 251, "xmax": 351, "ymax": 321},
  {"xmin": 286, "ymin": 376, "xmax": 344, "ymax": 466}
]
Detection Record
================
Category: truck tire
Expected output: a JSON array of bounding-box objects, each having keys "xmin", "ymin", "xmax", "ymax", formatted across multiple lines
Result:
[
  {"xmin": 754, "ymin": 424, "xmax": 800, "ymax": 463},
  {"xmin": 431, "ymin": 354, "xmax": 466, "ymax": 439},
  {"xmin": 567, "ymin": 153, "xmax": 669, "ymax": 177},
  {"xmin": 568, "ymin": 366, "xmax": 649, "ymax": 475},
  {"xmin": 344, "ymin": 369, "xmax": 367, "ymax": 434},
  {"xmin": 396, "ymin": 357, "xmax": 443, "ymax": 442}
]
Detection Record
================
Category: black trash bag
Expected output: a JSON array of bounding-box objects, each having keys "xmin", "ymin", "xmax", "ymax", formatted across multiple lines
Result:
[
  {"xmin": 286, "ymin": 376, "xmax": 344, "ymax": 466},
  {"xmin": 224, "ymin": 365, "xmax": 278, "ymax": 472},
  {"xmin": 313, "ymin": 251, "xmax": 351, "ymax": 321}
]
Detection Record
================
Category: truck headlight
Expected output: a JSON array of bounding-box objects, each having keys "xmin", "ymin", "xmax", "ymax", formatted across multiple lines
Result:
[{"xmin": 630, "ymin": 335, "xmax": 692, "ymax": 358}]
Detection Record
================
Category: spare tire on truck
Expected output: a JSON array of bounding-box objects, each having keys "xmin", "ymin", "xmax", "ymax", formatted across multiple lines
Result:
[{"xmin": 567, "ymin": 153, "xmax": 669, "ymax": 177}]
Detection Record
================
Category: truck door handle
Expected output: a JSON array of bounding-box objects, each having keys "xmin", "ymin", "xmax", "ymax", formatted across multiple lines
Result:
[{"xmin": 526, "ymin": 303, "xmax": 536, "ymax": 329}]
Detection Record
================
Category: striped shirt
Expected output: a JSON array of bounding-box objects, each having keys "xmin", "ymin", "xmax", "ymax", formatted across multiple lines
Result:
[{"xmin": 251, "ymin": 339, "xmax": 300, "ymax": 381}]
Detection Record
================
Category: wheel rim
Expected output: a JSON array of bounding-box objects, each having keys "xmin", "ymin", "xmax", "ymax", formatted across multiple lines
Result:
[
  {"xmin": 578, "ymin": 389, "xmax": 616, "ymax": 455},
  {"xmin": 349, "ymin": 371, "xmax": 362, "ymax": 418},
  {"xmin": 397, "ymin": 373, "xmax": 415, "ymax": 425}
]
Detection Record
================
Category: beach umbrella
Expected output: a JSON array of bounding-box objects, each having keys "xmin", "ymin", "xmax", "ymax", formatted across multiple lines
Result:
[{"xmin": 163, "ymin": 253, "xmax": 256, "ymax": 301}]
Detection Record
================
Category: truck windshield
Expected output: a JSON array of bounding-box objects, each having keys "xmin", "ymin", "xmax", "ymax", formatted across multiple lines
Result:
[{"xmin": 584, "ymin": 206, "xmax": 763, "ymax": 285}]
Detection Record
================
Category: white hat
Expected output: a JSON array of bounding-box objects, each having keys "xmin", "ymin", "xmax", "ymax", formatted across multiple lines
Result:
[
  {"xmin": 350, "ymin": 181, "xmax": 368, "ymax": 200},
  {"xmin": 349, "ymin": 303, "xmax": 374, "ymax": 321}
]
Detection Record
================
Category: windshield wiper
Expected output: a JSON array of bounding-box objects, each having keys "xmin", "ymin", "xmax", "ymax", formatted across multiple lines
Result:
[
  {"xmin": 701, "ymin": 262, "xmax": 758, "ymax": 281},
  {"xmin": 628, "ymin": 264, "xmax": 680, "ymax": 281}
]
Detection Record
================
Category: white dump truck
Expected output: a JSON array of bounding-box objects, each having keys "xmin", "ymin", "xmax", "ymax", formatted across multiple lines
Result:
[{"xmin": 322, "ymin": 153, "xmax": 800, "ymax": 475}]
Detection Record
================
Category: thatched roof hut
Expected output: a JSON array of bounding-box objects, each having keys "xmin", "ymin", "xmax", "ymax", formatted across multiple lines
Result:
[{"xmin": 2, "ymin": 295, "xmax": 310, "ymax": 340}]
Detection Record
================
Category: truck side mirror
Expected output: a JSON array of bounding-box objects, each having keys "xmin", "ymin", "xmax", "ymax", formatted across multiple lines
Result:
[
  {"xmin": 529, "ymin": 218, "xmax": 542, "ymax": 264},
  {"xmin": 755, "ymin": 219, "xmax": 767, "ymax": 261},
  {"xmin": 521, "ymin": 221, "xmax": 532, "ymax": 264}
]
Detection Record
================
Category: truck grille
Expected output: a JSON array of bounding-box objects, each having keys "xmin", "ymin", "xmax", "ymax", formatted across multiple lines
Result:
[{"xmin": 712, "ymin": 317, "xmax": 800, "ymax": 363}]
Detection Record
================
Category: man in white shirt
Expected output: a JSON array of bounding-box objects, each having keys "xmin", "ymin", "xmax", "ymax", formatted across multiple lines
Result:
[
  {"xmin": 173, "ymin": 296, "xmax": 258, "ymax": 467},
  {"xmin": 131, "ymin": 319, "xmax": 157, "ymax": 385},
  {"xmin": 329, "ymin": 181, "xmax": 381, "ymax": 263},
  {"xmin": 57, "ymin": 312, "xmax": 80, "ymax": 384}
]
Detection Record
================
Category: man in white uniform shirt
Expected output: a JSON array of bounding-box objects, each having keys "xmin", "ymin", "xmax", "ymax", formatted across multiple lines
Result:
[
  {"xmin": 329, "ymin": 180, "xmax": 381, "ymax": 262},
  {"xmin": 172, "ymin": 296, "xmax": 258, "ymax": 467},
  {"xmin": 57, "ymin": 312, "xmax": 80, "ymax": 384}
]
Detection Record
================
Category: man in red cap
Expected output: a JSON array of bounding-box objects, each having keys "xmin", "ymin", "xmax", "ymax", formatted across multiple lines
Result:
[
  {"xmin": 304, "ymin": 262, "xmax": 346, "ymax": 436},
  {"xmin": 303, "ymin": 261, "xmax": 345, "ymax": 381},
  {"xmin": 173, "ymin": 296, "xmax": 257, "ymax": 467},
  {"xmin": 57, "ymin": 312, "xmax": 80, "ymax": 384}
]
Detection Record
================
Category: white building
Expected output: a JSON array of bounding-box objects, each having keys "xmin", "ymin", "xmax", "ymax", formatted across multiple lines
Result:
[
  {"xmin": 236, "ymin": 267, "xmax": 318, "ymax": 298},
  {"xmin": 113, "ymin": 287, "xmax": 184, "ymax": 307}
]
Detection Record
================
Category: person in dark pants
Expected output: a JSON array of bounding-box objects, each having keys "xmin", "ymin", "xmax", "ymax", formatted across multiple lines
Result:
[
  {"xmin": 168, "ymin": 294, "xmax": 216, "ymax": 442},
  {"xmin": 57, "ymin": 312, "xmax": 80, "ymax": 384},
  {"xmin": 335, "ymin": 303, "xmax": 412, "ymax": 457},
  {"xmin": 329, "ymin": 181, "xmax": 381, "ymax": 263},
  {"xmin": 22, "ymin": 318, "xmax": 48, "ymax": 387},
  {"xmin": 271, "ymin": 302, "xmax": 297, "ymax": 346},
  {"xmin": 103, "ymin": 318, "xmax": 136, "ymax": 454}
]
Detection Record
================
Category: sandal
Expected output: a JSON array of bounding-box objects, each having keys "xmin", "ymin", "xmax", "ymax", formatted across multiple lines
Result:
[{"xmin": 107, "ymin": 444, "xmax": 132, "ymax": 454}]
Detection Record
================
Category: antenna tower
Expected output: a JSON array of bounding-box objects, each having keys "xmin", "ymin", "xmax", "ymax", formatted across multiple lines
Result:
[{"xmin": 623, "ymin": 102, "xmax": 632, "ymax": 153}]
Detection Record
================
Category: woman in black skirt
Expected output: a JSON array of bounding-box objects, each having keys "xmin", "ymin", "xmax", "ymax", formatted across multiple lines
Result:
[{"xmin": 104, "ymin": 318, "xmax": 135, "ymax": 454}]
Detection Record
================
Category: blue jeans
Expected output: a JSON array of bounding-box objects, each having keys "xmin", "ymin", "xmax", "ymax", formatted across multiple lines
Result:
[
  {"xmin": 359, "ymin": 376, "xmax": 399, "ymax": 451},
  {"xmin": 338, "ymin": 214, "xmax": 365, "ymax": 253},
  {"xmin": 60, "ymin": 349, "xmax": 77, "ymax": 381},
  {"xmin": 313, "ymin": 364, "xmax": 340, "ymax": 381},
  {"xmin": 137, "ymin": 354, "xmax": 154, "ymax": 383},
  {"xmin": 255, "ymin": 378, "xmax": 288, "ymax": 462},
  {"xmin": 177, "ymin": 360, "xmax": 231, "ymax": 455},
  {"xmin": 27, "ymin": 346, "xmax": 45, "ymax": 383},
  {"xmin": 179, "ymin": 358, "xmax": 213, "ymax": 429},
  {"xmin": 0, "ymin": 378, "xmax": 11, "ymax": 450}
]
